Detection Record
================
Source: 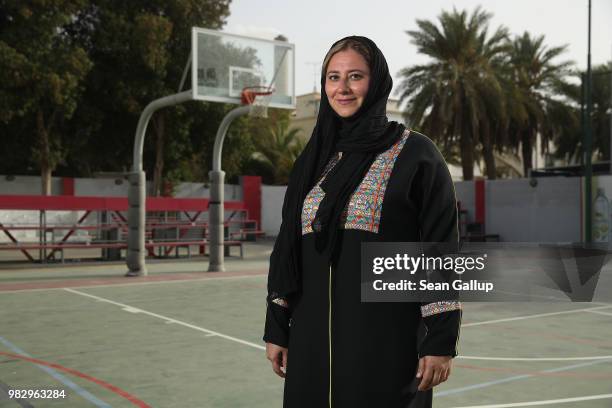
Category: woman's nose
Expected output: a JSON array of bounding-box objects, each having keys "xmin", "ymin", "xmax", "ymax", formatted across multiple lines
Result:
[{"xmin": 338, "ymin": 79, "xmax": 350, "ymax": 94}]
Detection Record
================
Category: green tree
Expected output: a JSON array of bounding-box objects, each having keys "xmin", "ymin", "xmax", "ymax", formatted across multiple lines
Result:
[
  {"xmin": 397, "ymin": 7, "xmax": 509, "ymax": 180},
  {"xmin": 0, "ymin": 1, "xmax": 92, "ymax": 194},
  {"xmin": 591, "ymin": 63, "xmax": 612, "ymax": 162},
  {"xmin": 504, "ymin": 32, "xmax": 575, "ymax": 175},
  {"xmin": 249, "ymin": 116, "xmax": 304, "ymax": 185},
  {"xmin": 553, "ymin": 62, "xmax": 612, "ymax": 164},
  {"xmin": 67, "ymin": 0, "xmax": 232, "ymax": 194}
]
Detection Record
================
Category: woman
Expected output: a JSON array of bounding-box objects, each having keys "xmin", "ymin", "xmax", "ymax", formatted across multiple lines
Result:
[{"xmin": 263, "ymin": 36, "xmax": 461, "ymax": 408}]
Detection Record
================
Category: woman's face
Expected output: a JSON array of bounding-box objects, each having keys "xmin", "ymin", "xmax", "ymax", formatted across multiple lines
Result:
[{"xmin": 324, "ymin": 48, "xmax": 370, "ymax": 118}]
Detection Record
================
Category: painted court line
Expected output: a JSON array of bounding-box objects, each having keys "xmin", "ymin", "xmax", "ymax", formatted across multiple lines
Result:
[
  {"xmin": 437, "ymin": 358, "xmax": 612, "ymax": 398},
  {"xmin": 458, "ymin": 355, "xmax": 612, "ymax": 362},
  {"xmin": 450, "ymin": 392, "xmax": 612, "ymax": 407},
  {"xmin": 62, "ymin": 288, "xmax": 612, "ymax": 360},
  {"xmin": 63, "ymin": 288, "xmax": 266, "ymax": 351},
  {"xmin": 0, "ymin": 351, "xmax": 151, "ymax": 408},
  {"xmin": 0, "ymin": 273, "xmax": 266, "ymax": 293},
  {"xmin": 462, "ymin": 304, "xmax": 612, "ymax": 327},
  {"xmin": 0, "ymin": 335, "xmax": 111, "ymax": 408},
  {"xmin": 585, "ymin": 309, "xmax": 612, "ymax": 317}
]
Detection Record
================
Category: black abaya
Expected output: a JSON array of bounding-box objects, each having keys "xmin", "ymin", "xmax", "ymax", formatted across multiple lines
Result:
[{"xmin": 266, "ymin": 131, "xmax": 462, "ymax": 408}]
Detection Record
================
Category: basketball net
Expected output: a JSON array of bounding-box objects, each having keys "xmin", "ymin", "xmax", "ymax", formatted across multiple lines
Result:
[{"xmin": 241, "ymin": 86, "xmax": 274, "ymax": 118}]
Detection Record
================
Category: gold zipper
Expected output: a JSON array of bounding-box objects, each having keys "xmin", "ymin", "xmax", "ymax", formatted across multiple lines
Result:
[{"xmin": 328, "ymin": 264, "xmax": 332, "ymax": 408}]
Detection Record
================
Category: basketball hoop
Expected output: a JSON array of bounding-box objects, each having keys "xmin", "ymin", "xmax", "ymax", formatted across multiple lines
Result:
[{"xmin": 241, "ymin": 86, "xmax": 274, "ymax": 118}]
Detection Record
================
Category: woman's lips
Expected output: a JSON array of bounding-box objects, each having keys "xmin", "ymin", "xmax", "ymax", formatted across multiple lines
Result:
[{"xmin": 336, "ymin": 99, "xmax": 356, "ymax": 105}]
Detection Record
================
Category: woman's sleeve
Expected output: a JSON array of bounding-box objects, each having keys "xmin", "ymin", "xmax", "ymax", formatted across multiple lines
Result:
[
  {"xmin": 414, "ymin": 136, "xmax": 462, "ymax": 358},
  {"xmin": 263, "ymin": 294, "xmax": 291, "ymax": 348}
]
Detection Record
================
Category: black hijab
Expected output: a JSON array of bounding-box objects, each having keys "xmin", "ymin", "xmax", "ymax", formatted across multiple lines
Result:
[{"xmin": 267, "ymin": 36, "xmax": 405, "ymax": 301}]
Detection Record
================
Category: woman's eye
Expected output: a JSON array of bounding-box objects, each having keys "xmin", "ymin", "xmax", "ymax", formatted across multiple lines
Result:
[
  {"xmin": 328, "ymin": 74, "xmax": 339, "ymax": 81},
  {"xmin": 349, "ymin": 73, "xmax": 363, "ymax": 80}
]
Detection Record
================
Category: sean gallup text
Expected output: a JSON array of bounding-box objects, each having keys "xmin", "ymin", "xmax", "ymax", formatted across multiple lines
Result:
[{"xmin": 372, "ymin": 279, "xmax": 494, "ymax": 292}]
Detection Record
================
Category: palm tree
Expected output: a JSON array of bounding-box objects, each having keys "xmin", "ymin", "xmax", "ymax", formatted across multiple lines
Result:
[
  {"xmin": 503, "ymin": 32, "xmax": 575, "ymax": 175},
  {"xmin": 251, "ymin": 120, "xmax": 304, "ymax": 185},
  {"xmin": 554, "ymin": 62, "xmax": 612, "ymax": 164},
  {"xmin": 397, "ymin": 7, "xmax": 509, "ymax": 180}
]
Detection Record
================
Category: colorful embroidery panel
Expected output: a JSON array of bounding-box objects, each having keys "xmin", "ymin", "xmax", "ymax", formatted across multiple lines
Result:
[
  {"xmin": 301, "ymin": 153, "xmax": 342, "ymax": 234},
  {"xmin": 301, "ymin": 130, "xmax": 410, "ymax": 235},
  {"xmin": 420, "ymin": 301, "xmax": 462, "ymax": 317},
  {"xmin": 341, "ymin": 132, "xmax": 408, "ymax": 232}
]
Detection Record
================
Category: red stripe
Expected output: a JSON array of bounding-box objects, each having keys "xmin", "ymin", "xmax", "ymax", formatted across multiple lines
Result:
[
  {"xmin": 62, "ymin": 178, "xmax": 75, "ymax": 196},
  {"xmin": 0, "ymin": 195, "xmax": 245, "ymax": 211},
  {"xmin": 0, "ymin": 351, "xmax": 151, "ymax": 408},
  {"xmin": 241, "ymin": 176, "xmax": 262, "ymax": 229}
]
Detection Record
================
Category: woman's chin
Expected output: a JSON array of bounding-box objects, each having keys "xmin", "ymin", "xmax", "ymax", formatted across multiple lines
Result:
[{"xmin": 334, "ymin": 107, "xmax": 359, "ymax": 118}]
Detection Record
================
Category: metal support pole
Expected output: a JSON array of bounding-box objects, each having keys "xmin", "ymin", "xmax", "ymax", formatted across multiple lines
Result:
[
  {"xmin": 126, "ymin": 90, "xmax": 192, "ymax": 276},
  {"xmin": 208, "ymin": 105, "xmax": 251, "ymax": 272},
  {"xmin": 585, "ymin": 0, "xmax": 593, "ymax": 243}
]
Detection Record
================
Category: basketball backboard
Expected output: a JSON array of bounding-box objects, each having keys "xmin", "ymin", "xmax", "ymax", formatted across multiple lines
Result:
[{"xmin": 192, "ymin": 27, "xmax": 295, "ymax": 109}]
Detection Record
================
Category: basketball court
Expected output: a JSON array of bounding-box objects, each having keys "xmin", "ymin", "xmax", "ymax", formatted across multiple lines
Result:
[
  {"xmin": 1, "ymin": 239, "xmax": 611, "ymax": 407},
  {"xmin": 1, "ymin": 26, "xmax": 611, "ymax": 408}
]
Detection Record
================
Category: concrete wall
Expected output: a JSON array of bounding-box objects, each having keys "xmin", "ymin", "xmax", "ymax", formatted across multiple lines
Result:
[
  {"xmin": 0, "ymin": 175, "xmax": 63, "ymax": 195},
  {"xmin": 454, "ymin": 181, "xmax": 475, "ymax": 222},
  {"xmin": 1, "ymin": 175, "xmax": 242, "ymax": 200},
  {"xmin": 259, "ymin": 177, "xmax": 583, "ymax": 241},
  {"xmin": 74, "ymin": 178, "xmax": 133, "ymax": 197},
  {"xmin": 0, "ymin": 174, "xmax": 587, "ymax": 243},
  {"xmin": 261, "ymin": 185, "xmax": 286, "ymax": 236},
  {"xmin": 486, "ymin": 177, "xmax": 581, "ymax": 242}
]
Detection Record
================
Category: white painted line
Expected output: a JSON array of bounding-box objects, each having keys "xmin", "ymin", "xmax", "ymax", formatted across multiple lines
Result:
[
  {"xmin": 450, "ymin": 393, "xmax": 612, "ymax": 407},
  {"xmin": 0, "ymin": 287, "xmax": 64, "ymax": 294},
  {"xmin": 585, "ymin": 309, "xmax": 612, "ymax": 317},
  {"xmin": 438, "ymin": 358, "xmax": 612, "ymax": 398},
  {"xmin": 0, "ymin": 273, "xmax": 266, "ymax": 293},
  {"xmin": 458, "ymin": 355, "xmax": 612, "ymax": 362},
  {"xmin": 462, "ymin": 304, "xmax": 612, "ymax": 327},
  {"xmin": 63, "ymin": 288, "xmax": 265, "ymax": 351}
]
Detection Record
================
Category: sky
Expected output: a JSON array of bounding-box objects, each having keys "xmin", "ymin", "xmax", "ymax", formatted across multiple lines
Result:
[{"xmin": 223, "ymin": 0, "xmax": 612, "ymax": 98}]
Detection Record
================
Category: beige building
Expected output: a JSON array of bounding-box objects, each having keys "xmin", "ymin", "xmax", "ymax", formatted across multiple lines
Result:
[
  {"xmin": 288, "ymin": 92, "xmax": 553, "ymax": 181},
  {"xmin": 290, "ymin": 92, "xmax": 405, "ymax": 141},
  {"xmin": 289, "ymin": 92, "xmax": 471, "ymax": 179}
]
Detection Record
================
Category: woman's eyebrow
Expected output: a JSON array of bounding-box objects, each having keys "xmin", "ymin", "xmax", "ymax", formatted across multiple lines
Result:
[{"xmin": 326, "ymin": 69, "xmax": 368, "ymax": 74}]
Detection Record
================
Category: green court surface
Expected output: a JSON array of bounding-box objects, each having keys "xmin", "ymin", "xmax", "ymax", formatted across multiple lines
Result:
[{"xmin": 1, "ymin": 242, "xmax": 612, "ymax": 407}]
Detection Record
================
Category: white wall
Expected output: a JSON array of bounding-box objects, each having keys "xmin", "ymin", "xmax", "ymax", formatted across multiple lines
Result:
[
  {"xmin": 260, "ymin": 178, "xmax": 582, "ymax": 241},
  {"xmin": 0, "ymin": 175, "xmax": 62, "ymax": 195},
  {"xmin": 173, "ymin": 182, "xmax": 242, "ymax": 201},
  {"xmin": 262, "ymin": 185, "xmax": 286, "ymax": 236},
  {"xmin": 0, "ymin": 175, "xmax": 242, "ymax": 200},
  {"xmin": 454, "ymin": 181, "xmax": 475, "ymax": 221},
  {"xmin": 486, "ymin": 177, "xmax": 581, "ymax": 242},
  {"xmin": 75, "ymin": 178, "xmax": 132, "ymax": 196},
  {"xmin": 0, "ymin": 174, "xmax": 586, "ymax": 243}
]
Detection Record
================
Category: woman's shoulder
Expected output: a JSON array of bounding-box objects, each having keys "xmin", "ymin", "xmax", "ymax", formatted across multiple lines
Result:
[{"xmin": 402, "ymin": 129, "xmax": 445, "ymax": 162}]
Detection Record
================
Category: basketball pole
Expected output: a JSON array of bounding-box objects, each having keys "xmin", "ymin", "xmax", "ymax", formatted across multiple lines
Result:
[
  {"xmin": 209, "ymin": 105, "xmax": 251, "ymax": 272},
  {"xmin": 126, "ymin": 90, "xmax": 192, "ymax": 276}
]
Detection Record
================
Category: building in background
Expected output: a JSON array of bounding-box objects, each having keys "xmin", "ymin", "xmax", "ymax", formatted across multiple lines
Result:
[
  {"xmin": 289, "ymin": 92, "xmax": 557, "ymax": 180},
  {"xmin": 290, "ymin": 92, "xmax": 468, "ymax": 180}
]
